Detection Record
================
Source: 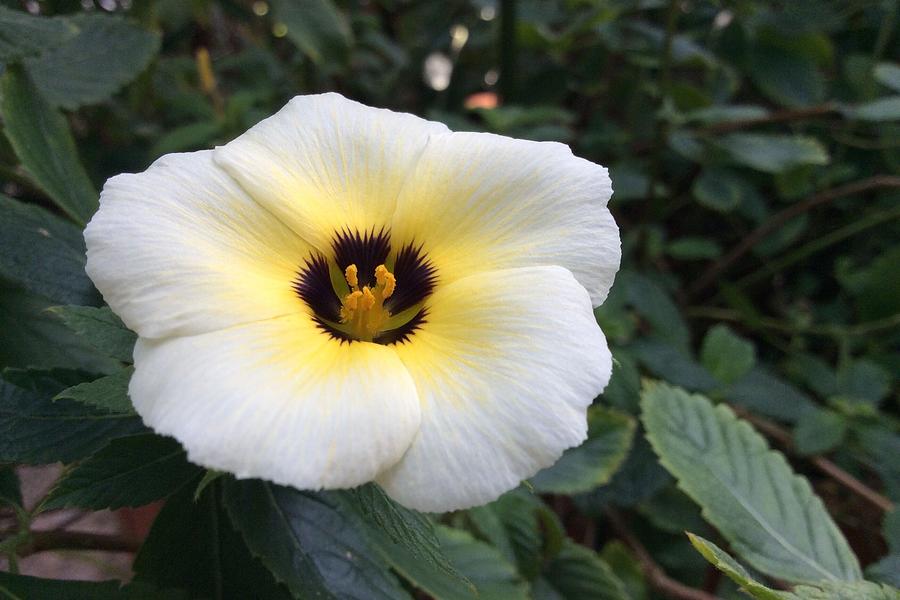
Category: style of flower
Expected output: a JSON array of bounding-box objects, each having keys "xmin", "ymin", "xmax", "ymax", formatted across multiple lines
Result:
[{"xmin": 84, "ymin": 93, "xmax": 620, "ymax": 512}]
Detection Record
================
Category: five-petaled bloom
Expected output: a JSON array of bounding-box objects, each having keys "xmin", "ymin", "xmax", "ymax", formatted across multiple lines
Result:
[{"xmin": 84, "ymin": 93, "xmax": 620, "ymax": 512}]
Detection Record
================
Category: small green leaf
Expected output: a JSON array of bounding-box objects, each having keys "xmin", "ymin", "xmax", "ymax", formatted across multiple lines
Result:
[
  {"xmin": 685, "ymin": 105, "xmax": 770, "ymax": 124},
  {"xmin": 687, "ymin": 533, "xmax": 787, "ymax": 600},
  {"xmin": 0, "ymin": 572, "xmax": 187, "ymax": 599},
  {"xmin": 748, "ymin": 40, "xmax": 825, "ymax": 108},
  {"xmin": 716, "ymin": 134, "xmax": 829, "ymax": 174},
  {"xmin": 0, "ymin": 375, "xmax": 145, "ymax": 464},
  {"xmin": 0, "ymin": 66, "xmax": 98, "ymax": 225},
  {"xmin": 55, "ymin": 367, "xmax": 135, "ymax": 414},
  {"xmin": 875, "ymin": 63, "xmax": 900, "ymax": 93},
  {"xmin": 631, "ymin": 338, "xmax": 718, "ymax": 392},
  {"xmin": 410, "ymin": 525, "xmax": 528, "ymax": 600},
  {"xmin": 48, "ymin": 305, "xmax": 136, "ymax": 363},
  {"xmin": 693, "ymin": 168, "xmax": 745, "ymax": 212},
  {"xmin": 269, "ymin": 0, "xmax": 352, "ymax": 65},
  {"xmin": 620, "ymin": 271, "xmax": 690, "ymax": 351},
  {"xmin": 223, "ymin": 479, "xmax": 407, "ymax": 599},
  {"xmin": 0, "ymin": 195, "xmax": 97, "ymax": 306},
  {"xmin": 541, "ymin": 539, "xmax": 630, "ymax": 600},
  {"xmin": 531, "ymin": 406, "xmax": 635, "ymax": 494},
  {"xmin": 0, "ymin": 6, "xmax": 77, "ymax": 62},
  {"xmin": 700, "ymin": 324, "xmax": 756, "ymax": 385},
  {"xmin": 843, "ymin": 96, "xmax": 900, "ymax": 121},
  {"xmin": 25, "ymin": 14, "xmax": 161, "ymax": 110},
  {"xmin": 793, "ymin": 409, "xmax": 847, "ymax": 455},
  {"xmin": 666, "ymin": 237, "xmax": 722, "ymax": 260},
  {"xmin": 641, "ymin": 381, "xmax": 862, "ymax": 583},
  {"xmin": 40, "ymin": 433, "xmax": 200, "ymax": 511}
]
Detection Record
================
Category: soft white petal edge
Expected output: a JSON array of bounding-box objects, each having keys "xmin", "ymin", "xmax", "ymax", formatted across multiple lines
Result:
[
  {"xmin": 377, "ymin": 265, "xmax": 612, "ymax": 512},
  {"xmin": 129, "ymin": 314, "xmax": 421, "ymax": 490},
  {"xmin": 214, "ymin": 92, "xmax": 450, "ymax": 253},
  {"xmin": 391, "ymin": 132, "xmax": 620, "ymax": 305},
  {"xmin": 84, "ymin": 150, "xmax": 311, "ymax": 340}
]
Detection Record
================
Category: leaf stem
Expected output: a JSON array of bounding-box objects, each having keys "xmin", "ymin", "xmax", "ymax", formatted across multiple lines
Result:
[{"xmin": 0, "ymin": 528, "xmax": 140, "ymax": 557}]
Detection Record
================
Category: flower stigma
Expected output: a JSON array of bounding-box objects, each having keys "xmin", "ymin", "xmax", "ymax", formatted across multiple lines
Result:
[{"xmin": 339, "ymin": 263, "xmax": 396, "ymax": 341}]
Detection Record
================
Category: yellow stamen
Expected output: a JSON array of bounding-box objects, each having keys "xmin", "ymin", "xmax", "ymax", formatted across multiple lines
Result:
[{"xmin": 338, "ymin": 263, "xmax": 397, "ymax": 341}]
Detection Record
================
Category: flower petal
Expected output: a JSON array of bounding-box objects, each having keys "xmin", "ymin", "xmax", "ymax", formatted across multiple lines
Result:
[
  {"xmin": 130, "ymin": 314, "xmax": 421, "ymax": 490},
  {"xmin": 214, "ymin": 93, "xmax": 449, "ymax": 252},
  {"xmin": 376, "ymin": 265, "xmax": 612, "ymax": 512},
  {"xmin": 390, "ymin": 132, "xmax": 619, "ymax": 305},
  {"xmin": 85, "ymin": 150, "xmax": 310, "ymax": 339}
]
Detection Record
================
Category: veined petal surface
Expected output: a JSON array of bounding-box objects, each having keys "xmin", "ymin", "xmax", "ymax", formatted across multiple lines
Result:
[
  {"xmin": 130, "ymin": 314, "xmax": 421, "ymax": 490},
  {"xmin": 84, "ymin": 150, "xmax": 310, "ymax": 340},
  {"xmin": 390, "ymin": 132, "xmax": 620, "ymax": 305},
  {"xmin": 214, "ymin": 93, "xmax": 450, "ymax": 252},
  {"xmin": 376, "ymin": 265, "xmax": 612, "ymax": 512}
]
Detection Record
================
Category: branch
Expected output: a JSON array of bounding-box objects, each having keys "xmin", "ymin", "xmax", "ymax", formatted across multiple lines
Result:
[
  {"xmin": 605, "ymin": 509, "xmax": 719, "ymax": 600},
  {"xmin": 1, "ymin": 528, "xmax": 141, "ymax": 557},
  {"xmin": 688, "ymin": 175, "xmax": 900, "ymax": 298},
  {"xmin": 696, "ymin": 104, "xmax": 838, "ymax": 135},
  {"xmin": 732, "ymin": 407, "xmax": 894, "ymax": 513}
]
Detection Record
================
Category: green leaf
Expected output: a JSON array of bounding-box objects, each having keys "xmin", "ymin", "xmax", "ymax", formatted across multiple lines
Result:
[
  {"xmin": 836, "ymin": 359, "xmax": 891, "ymax": 405},
  {"xmin": 786, "ymin": 581, "xmax": 900, "ymax": 599},
  {"xmin": 716, "ymin": 134, "xmax": 829, "ymax": 174},
  {"xmin": 269, "ymin": 0, "xmax": 352, "ymax": 65},
  {"xmin": 39, "ymin": 433, "xmax": 201, "ymax": 511},
  {"xmin": 470, "ymin": 489, "xmax": 550, "ymax": 580},
  {"xmin": 48, "ymin": 305, "xmax": 136, "ymax": 363},
  {"xmin": 336, "ymin": 484, "xmax": 472, "ymax": 595},
  {"xmin": 726, "ymin": 367, "xmax": 817, "ymax": 424},
  {"xmin": 666, "ymin": 237, "xmax": 722, "ymax": 260},
  {"xmin": 748, "ymin": 40, "xmax": 825, "ymax": 108},
  {"xmin": 685, "ymin": 105, "xmax": 769, "ymax": 124},
  {"xmin": 55, "ymin": 367, "xmax": 135, "ymax": 414},
  {"xmin": 867, "ymin": 556, "xmax": 900, "ymax": 588},
  {"xmin": 0, "ymin": 66, "xmax": 97, "ymax": 225},
  {"xmin": 133, "ymin": 483, "xmax": 292, "ymax": 600},
  {"xmin": 541, "ymin": 539, "xmax": 630, "ymax": 600},
  {"xmin": 875, "ymin": 63, "xmax": 900, "ymax": 93},
  {"xmin": 631, "ymin": 338, "xmax": 718, "ymax": 392},
  {"xmin": 0, "ymin": 6, "xmax": 77, "ymax": 62},
  {"xmin": 843, "ymin": 97, "xmax": 900, "ymax": 122},
  {"xmin": 700, "ymin": 324, "xmax": 756, "ymax": 385},
  {"xmin": 641, "ymin": 382, "xmax": 862, "ymax": 583},
  {"xmin": 575, "ymin": 437, "xmax": 672, "ymax": 511},
  {"xmin": 0, "ymin": 466, "xmax": 21, "ymax": 508},
  {"xmin": 223, "ymin": 479, "xmax": 407, "ymax": 599},
  {"xmin": 687, "ymin": 533, "xmax": 787, "ymax": 600},
  {"xmin": 0, "ymin": 195, "xmax": 97, "ymax": 306},
  {"xmin": 0, "ymin": 571, "xmax": 186, "ymax": 599},
  {"xmin": 693, "ymin": 168, "xmax": 745, "ymax": 212},
  {"xmin": 531, "ymin": 406, "xmax": 635, "ymax": 494},
  {"xmin": 0, "ymin": 285, "xmax": 118, "ymax": 373},
  {"xmin": 0, "ymin": 375, "xmax": 144, "ymax": 464},
  {"xmin": 426, "ymin": 525, "xmax": 529, "ymax": 600},
  {"xmin": 793, "ymin": 409, "xmax": 847, "ymax": 455},
  {"xmin": 25, "ymin": 14, "xmax": 161, "ymax": 110},
  {"xmin": 620, "ymin": 271, "xmax": 690, "ymax": 351}
]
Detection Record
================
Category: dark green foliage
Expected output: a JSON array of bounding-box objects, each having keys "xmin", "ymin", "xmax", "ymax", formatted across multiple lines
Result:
[{"xmin": 0, "ymin": 1, "xmax": 897, "ymax": 598}]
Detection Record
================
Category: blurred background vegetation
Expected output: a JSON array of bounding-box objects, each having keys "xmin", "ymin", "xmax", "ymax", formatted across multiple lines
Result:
[{"xmin": 1, "ymin": 0, "xmax": 899, "ymax": 598}]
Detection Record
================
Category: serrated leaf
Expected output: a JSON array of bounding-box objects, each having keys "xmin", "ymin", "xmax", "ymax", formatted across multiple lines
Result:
[
  {"xmin": 793, "ymin": 409, "xmax": 847, "ymax": 455},
  {"xmin": 687, "ymin": 533, "xmax": 788, "ymax": 600},
  {"xmin": 575, "ymin": 436, "xmax": 672, "ymax": 511},
  {"xmin": 867, "ymin": 555, "xmax": 900, "ymax": 588},
  {"xmin": 0, "ymin": 376, "xmax": 144, "ymax": 464},
  {"xmin": 336, "ymin": 484, "xmax": 472, "ymax": 595},
  {"xmin": 531, "ymin": 406, "xmax": 635, "ymax": 494},
  {"xmin": 541, "ymin": 539, "xmax": 630, "ymax": 600},
  {"xmin": 223, "ymin": 479, "xmax": 408, "ymax": 599},
  {"xmin": 726, "ymin": 367, "xmax": 817, "ymax": 424},
  {"xmin": 55, "ymin": 367, "xmax": 135, "ymax": 414},
  {"xmin": 39, "ymin": 433, "xmax": 201, "ymax": 511},
  {"xmin": 619, "ymin": 271, "xmax": 690, "ymax": 351},
  {"xmin": 0, "ymin": 195, "xmax": 98, "ymax": 306},
  {"xmin": 412, "ymin": 525, "xmax": 528, "ymax": 600},
  {"xmin": 25, "ymin": 14, "xmax": 161, "ymax": 110},
  {"xmin": 700, "ymin": 324, "xmax": 756, "ymax": 385},
  {"xmin": 0, "ymin": 6, "xmax": 77, "ymax": 62},
  {"xmin": 49, "ymin": 305, "xmax": 136, "ymax": 363},
  {"xmin": 716, "ymin": 134, "xmax": 829, "ymax": 174},
  {"xmin": 631, "ymin": 338, "xmax": 718, "ymax": 392},
  {"xmin": 269, "ymin": 0, "xmax": 352, "ymax": 65},
  {"xmin": 787, "ymin": 581, "xmax": 900, "ymax": 599},
  {"xmin": 133, "ymin": 483, "xmax": 292, "ymax": 600},
  {"xmin": 0, "ymin": 66, "xmax": 97, "ymax": 225},
  {"xmin": 641, "ymin": 382, "xmax": 862, "ymax": 583}
]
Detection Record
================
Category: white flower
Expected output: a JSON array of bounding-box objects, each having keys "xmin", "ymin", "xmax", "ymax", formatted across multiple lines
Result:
[{"xmin": 84, "ymin": 93, "xmax": 620, "ymax": 512}]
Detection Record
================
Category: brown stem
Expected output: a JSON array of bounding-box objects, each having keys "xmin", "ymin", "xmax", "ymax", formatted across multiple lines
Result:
[
  {"xmin": 732, "ymin": 407, "xmax": 894, "ymax": 513},
  {"xmin": 605, "ymin": 509, "xmax": 719, "ymax": 600},
  {"xmin": 696, "ymin": 104, "xmax": 838, "ymax": 135},
  {"xmin": 688, "ymin": 175, "xmax": 900, "ymax": 298},
  {"xmin": 1, "ymin": 529, "xmax": 141, "ymax": 556}
]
